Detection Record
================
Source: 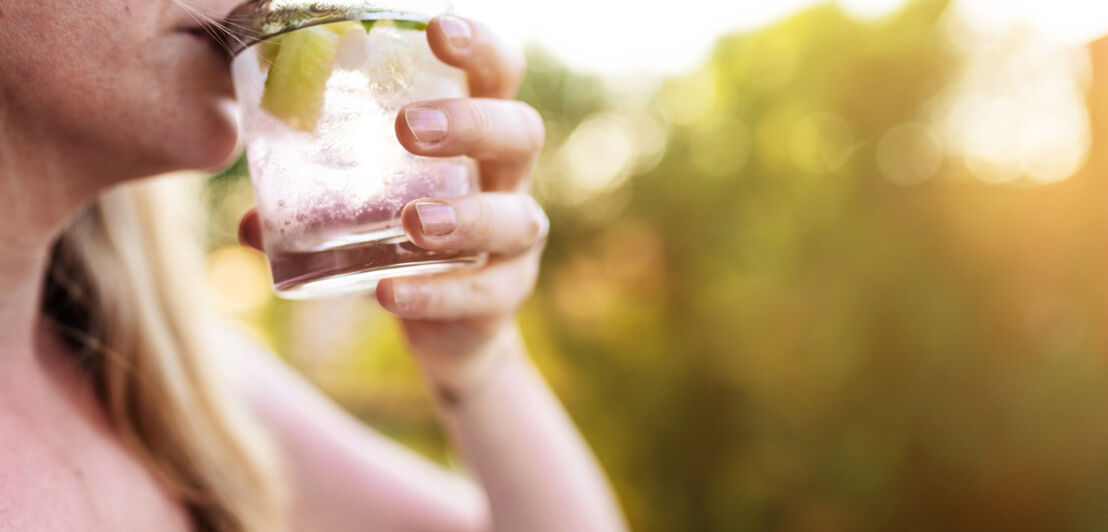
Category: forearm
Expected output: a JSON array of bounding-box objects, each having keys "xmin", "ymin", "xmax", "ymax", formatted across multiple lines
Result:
[
  {"xmin": 420, "ymin": 326, "xmax": 627, "ymax": 532},
  {"xmin": 227, "ymin": 326, "xmax": 488, "ymax": 532}
]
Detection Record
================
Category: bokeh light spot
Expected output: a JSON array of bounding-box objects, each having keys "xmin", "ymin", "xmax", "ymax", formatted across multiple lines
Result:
[
  {"xmin": 876, "ymin": 123, "xmax": 943, "ymax": 186},
  {"xmin": 789, "ymin": 112, "xmax": 855, "ymax": 174},
  {"xmin": 934, "ymin": 18, "xmax": 1092, "ymax": 185},
  {"xmin": 659, "ymin": 70, "xmax": 718, "ymax": 126},
  {"xmin": 207, "ymin": 246, "xmax": 273, "ymax": 316},
  {"xmin": 560, "ymin": 113, "xmax": 638, "ymax": 203},
  {"xmin": 625, "ymin": 111, "xmax": 670, "ymax": 175}
]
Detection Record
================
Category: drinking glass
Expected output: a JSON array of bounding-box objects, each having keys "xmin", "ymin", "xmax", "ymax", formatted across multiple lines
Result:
[{"xmin": 226, "ymin": 0, "xmax": 483, "ymax": 299}]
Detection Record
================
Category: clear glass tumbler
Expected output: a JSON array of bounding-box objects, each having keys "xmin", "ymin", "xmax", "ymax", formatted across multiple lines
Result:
[{"xmin": 226, "ymin": 0, "xmax": 484, "ymax": 299}]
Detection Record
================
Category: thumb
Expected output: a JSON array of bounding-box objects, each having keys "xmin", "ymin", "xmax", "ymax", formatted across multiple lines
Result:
[{"xmin": 237, "ymin": 209, "xmax": 264, "ymax": 252}]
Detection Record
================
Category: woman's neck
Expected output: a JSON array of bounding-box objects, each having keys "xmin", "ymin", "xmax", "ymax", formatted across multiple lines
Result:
[{"xmin": 0, "ymin": 116, "xmax": 95, "ymax": 362}]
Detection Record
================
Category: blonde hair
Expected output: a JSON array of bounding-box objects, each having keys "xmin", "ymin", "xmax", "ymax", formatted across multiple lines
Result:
[{"xmin": 42, "ymin": 176, "xmax": 285, "ymax": 531}]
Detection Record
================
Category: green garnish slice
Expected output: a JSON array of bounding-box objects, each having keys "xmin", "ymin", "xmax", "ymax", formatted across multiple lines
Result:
[
  {"xmin": 258, "ymin": 36, "xmax": 282, "ymax": 66},
  {"xmin": 258, "ymin": 19, "xmax": 427, "ymax": 132},
  {"xmin": 360, "ymin": 19, "xmax": 427, "ymax": 32},
  {"xmin": 261, "ymin": 25, "xmax": 344, "ymax": 132},
  {"xmin": 392, "ymin": 20, "xmax": 428, "ymax": 31}
]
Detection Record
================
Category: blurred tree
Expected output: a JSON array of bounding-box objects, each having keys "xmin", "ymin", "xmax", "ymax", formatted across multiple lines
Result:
[{"xmin": 519, "ymin": 0, "xmax": 1108, "ymax": 530}]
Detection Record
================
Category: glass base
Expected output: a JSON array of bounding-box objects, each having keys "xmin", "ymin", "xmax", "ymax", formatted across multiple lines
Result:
[{"xmin": 268, "ymin": 227, "xmax": 486, "ymax": 300}]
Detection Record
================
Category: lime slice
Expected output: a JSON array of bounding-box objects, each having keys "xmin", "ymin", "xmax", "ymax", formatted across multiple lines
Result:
[
  {"xmin": 391, "ymin": 20, "xmax": 428, "ymax": 31},
  {"xmin": 366, "ymin": 19, "xmax": 428, "ymax": 33},
  {"xmin": 257, "ymin": 36, "xmax": 282, "ymax": 66},
  {"xmin": 259, "ymin": 21, "xmax": 365, "ymax": 67},
  {"xmin": 258, "ymin": 19, "xmax": 423, "ymax": 132},
  {"xmin": 359, "ymin": 19, "xmax": 426, "ymax": 33},
  {"xmin": 261, "ymin": 25, "xmax": 345, "ymax": 132}
]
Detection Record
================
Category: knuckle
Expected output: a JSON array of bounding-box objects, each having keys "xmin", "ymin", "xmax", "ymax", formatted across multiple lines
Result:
[
  {"xmin": 465, "ymin": 195, "xmax": 496, "ymax": 244},
  {"xmin": 517, "ymin": 104, "xmax": 546, "ymax": 153},
  {"xmin": 472, "ymin": 57, "xmax": 499, "ymax": 94},
  {"xmin": 463, "ymin": 99, "xmax": 496, "ymax": 147}
]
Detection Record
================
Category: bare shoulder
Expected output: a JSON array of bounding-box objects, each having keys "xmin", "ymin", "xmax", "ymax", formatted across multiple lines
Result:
[
  {"xmin": 0, "ymin": 412, "xmax": 93, "ymax": 531},
  {"xmin": 0, "ymin": 362, "xmax": 192, "ymax": 532}
]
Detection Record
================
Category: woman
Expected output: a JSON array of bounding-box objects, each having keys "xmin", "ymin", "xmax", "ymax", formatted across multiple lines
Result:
[{"xmin": 0, "ymin": 1, "xmax": 627, "ymax": 530}]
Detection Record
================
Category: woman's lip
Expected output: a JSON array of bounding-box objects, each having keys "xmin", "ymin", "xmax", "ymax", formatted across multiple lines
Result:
[
  {"xmin": 178, "ymin": 26, "xmax": 233, "ymax": 58},
  {"xmin": 184, "ymin": 28, "xmax": 209, "ymax": 41},
  {"xmin": 179, "ymin": 24, "xmax": 218, "ymax": 40}
]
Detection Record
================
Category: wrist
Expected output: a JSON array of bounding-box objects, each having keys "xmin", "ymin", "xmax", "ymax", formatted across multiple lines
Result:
[{"xmin": 405, "ymin": 320, "xmax": 523, "ymax": 408}]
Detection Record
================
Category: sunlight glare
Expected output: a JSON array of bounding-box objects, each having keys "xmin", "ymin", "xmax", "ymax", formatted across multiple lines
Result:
[
  {"xmin": 934, "ymin": 19, "xmax": 1092, "ymax": 186},
  {"xmin": 456, "ymin": 0, "xmax": 1108, "ymax": 75}
]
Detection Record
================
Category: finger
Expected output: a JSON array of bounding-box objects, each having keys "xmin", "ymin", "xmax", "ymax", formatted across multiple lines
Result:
[
  {"xmin": 238, "ymin": 209, "xmax": 264, "ymax": 252},
  {"xmin": 376, "ymin": 251, "xmax": 541, "ymax": 320},
  {"xmin": 396, "ymin": 98, "xmax": 544, "ymax": 190},
  {"xmin": 397, "ymin": 98, "xmax": 544, "ymax": 163},
  {"xmin": 401, "ymin": 193, "xmax": 549, "ymax": 256},
  {"xmin": 427, "ymin": 15, "xmax": 527, "ymax": 99}
]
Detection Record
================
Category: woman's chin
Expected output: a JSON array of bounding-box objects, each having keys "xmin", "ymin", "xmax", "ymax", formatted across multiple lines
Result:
[
  {"xmin": 167, "ymin": 107, "xmax": 242, "ymax": 173},
  {"xmin": 205, "ymin": 140, "xmax": 246, "ymax": 174},
  {"xmin": 108, "ymin": 113, "xmax": 239, "ymax": 184}
]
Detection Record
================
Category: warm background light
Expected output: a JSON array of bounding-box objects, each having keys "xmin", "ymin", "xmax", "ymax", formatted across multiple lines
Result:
[
  {"xmin": 458, "ymin": 0, "xmax": 1105, "ymax": 186},
  {"xmin": 456, "ymin": 0, "xmax": 1108, "ymax": 75}
]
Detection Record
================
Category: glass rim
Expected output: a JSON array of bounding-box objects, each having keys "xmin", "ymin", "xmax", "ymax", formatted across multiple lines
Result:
[{"xmin": 220, "ymin": 0, "xmax": 452, "ymax": 56}]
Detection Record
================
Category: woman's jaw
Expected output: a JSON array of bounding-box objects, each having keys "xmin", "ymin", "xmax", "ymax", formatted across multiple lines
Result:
[{"xmin": 0, "ymin": 0, "xmax": 244, "ymax": 189}]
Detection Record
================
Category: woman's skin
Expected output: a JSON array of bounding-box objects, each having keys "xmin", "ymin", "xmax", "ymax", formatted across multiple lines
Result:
[{"xmin": 0, "ymin": 1, "xmax": 626, "ymax": 530}]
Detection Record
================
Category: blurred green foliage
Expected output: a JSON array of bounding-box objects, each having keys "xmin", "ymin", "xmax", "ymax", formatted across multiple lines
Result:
[{"xmin": 206, "ymin": 0, "xmax": 1108, "ymax": 529}]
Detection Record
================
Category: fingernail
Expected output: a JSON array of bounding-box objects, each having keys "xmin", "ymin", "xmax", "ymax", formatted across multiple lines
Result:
[
  {"xmin": 405, "ymin": 106, "xmax": 449, "ymax": 144},
  {"xmin": 438, "ymin": 15, "xmax": 472, "ymax": 50},
  {"xmin": 415, "ymin": 201, "xmax": 457, "ymax": 236},
  {"xmin": 391, "ymin": 282, "xmax": 421, "ymax": 313}
]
